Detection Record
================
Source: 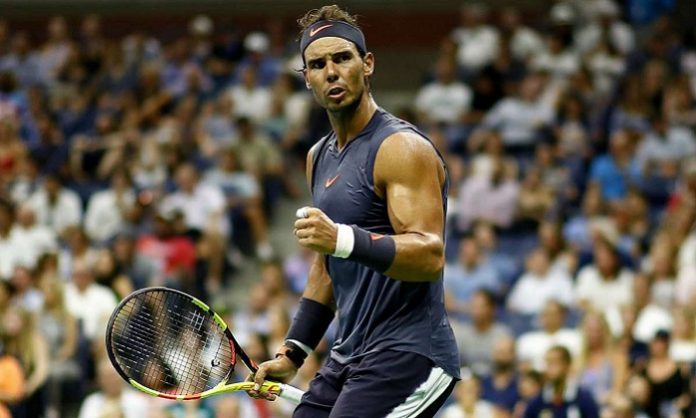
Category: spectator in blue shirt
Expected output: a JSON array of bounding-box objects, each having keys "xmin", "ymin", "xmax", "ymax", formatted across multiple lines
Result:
[
  {"xmin": 481, "ymin": 335, "xmax": 519, "ymax": 414},
  {"xmin": 589, "ymin": 129, "xmax": 638, "ymax": 202},
  {"xmin": 524, "ymin": 346, "xmax": 600, "ymax": 418},
  {"xmin": 444, "ymin": 236, "xmax": 502, "ymax": 316}
]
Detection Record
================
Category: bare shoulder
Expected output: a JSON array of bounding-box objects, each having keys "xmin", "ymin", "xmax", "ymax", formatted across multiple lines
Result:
[{"xmin": 374, "ymin": 131, "xmax": 445, "ymax": 189}]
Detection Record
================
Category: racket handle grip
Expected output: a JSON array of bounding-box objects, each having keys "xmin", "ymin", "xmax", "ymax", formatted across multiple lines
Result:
[{"xmin": 278, "ymin": 383, "xmax": 305, "ymax": 404}]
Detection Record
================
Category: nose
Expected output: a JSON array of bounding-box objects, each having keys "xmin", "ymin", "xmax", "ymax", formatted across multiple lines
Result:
[{"xmin": 325, "ymin": 61, "xmax": 338, "ymax": 83}]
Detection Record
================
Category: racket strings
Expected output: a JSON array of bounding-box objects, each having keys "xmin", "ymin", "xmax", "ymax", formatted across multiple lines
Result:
[{"xmin": 109, "ymin": 290, "xmax": 235, "ymax": 396}]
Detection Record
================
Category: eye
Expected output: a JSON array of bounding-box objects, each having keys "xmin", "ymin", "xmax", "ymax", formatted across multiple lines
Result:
[
  {"xmin": 334, "ymin": 52, "xmax": 352, "ymax": 63},
  {"xmin": 308, "ymin": 60, "xmax": 325, "ymax": 70}
]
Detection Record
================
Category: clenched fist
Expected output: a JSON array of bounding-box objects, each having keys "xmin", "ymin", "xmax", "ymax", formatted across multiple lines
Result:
[{"xmin": 294, "ymin": 207, "xmax": 338, "ymax": 254}]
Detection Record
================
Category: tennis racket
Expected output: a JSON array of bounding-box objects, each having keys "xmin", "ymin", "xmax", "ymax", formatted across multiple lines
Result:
[{"xmin": 105, "ymin": 287, "xmax": 305, "ymax": 404}]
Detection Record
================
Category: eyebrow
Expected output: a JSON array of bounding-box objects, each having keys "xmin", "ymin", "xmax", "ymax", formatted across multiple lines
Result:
[{"xmin": 306, "ymin": 49, "xmax": 354, "ymax": 64}]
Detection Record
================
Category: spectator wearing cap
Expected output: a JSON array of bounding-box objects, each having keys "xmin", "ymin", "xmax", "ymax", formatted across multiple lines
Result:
[
  {"xmin": 517, "ymin": 300, "xmax": 582, "ymax": 371},
  {"xmin": 451, "ymin": 290, "xmax": 512, "ymax": 376},
  {"xmin": 523, "ymin": 346, "xmax": 600, "ymax": 418},
  {"xmin": 642, "ymin": 330, "xmax": 692, "ymax": 418}
]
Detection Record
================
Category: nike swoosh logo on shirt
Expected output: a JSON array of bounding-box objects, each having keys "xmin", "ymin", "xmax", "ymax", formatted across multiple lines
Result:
[
  {"xmin": 370, "ymin": 233, "xmax": 385, "ymax": 241},
  {"xmin": 325, "ymin": 175, "xmax": 340, "ymax": 188},
  {"xmin": 310, "ymin": 24, "xmax": 333, "ymax": 37}
]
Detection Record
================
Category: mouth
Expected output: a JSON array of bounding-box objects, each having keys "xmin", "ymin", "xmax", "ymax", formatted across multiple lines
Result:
[{"xmin": 327, "ymin": 86, "xmax": 346, "ymax": 100}]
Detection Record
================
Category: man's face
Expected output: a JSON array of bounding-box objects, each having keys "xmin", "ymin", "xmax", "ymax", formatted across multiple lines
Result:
[
  {"xmin": 541, "ymin": 302, "xmax": 564, "ymax": 332},
  {"xmin": 303, "ymin": 37, "xmax": 373, "ymax": 113}
]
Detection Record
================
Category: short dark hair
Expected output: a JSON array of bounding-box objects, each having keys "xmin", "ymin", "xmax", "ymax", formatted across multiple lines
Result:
[
  {"xmin": 474, "ymin": 289, "xmax": 497, "ymax": 307},
  {"xmin": 298, "ymin": 5, "xmax": 360, "ymax": 35},
  {"xmin": 548, "ymin": 345, "xmax": 572, "ymax": 365}
]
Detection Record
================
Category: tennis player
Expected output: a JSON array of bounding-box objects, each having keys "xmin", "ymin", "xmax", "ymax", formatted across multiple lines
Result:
[{"xmin": 249, "ymin": 5, "xmax": 460, "ymax": 417}]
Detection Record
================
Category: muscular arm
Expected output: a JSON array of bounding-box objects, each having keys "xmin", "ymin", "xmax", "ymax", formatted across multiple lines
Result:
[{"xmin": 374, "ymin": 132, "xmax": 447, "ymax": 282}]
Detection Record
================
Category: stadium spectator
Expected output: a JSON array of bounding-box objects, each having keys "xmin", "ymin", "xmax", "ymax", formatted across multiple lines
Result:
[
  {"xmin": 441, "ymin": 373, "xmax": 496, "ymax": 418},
  {"xmin": 27, "ymin": 173, "xmax": 82, "ymax": 237},
  {"xmin": 642, "ymin": 330, "xmax": 692, "ymax": 418},
  {"xmin": 451, "ymin": 3, "xmax": 499, "ymax": 75},
  {"xmin": 84, "ymin": 168, "xmax": 137, "ymax": 243},
  {"xmin": 64, "ymin": 259, "xmax": 117, "ymax": 342},
  {"xmin": 227, "ymin": 65, "xmax": 272, "ymax": 124},
  {"xmin": 0, "ymin": 307, "xmax": 25, "ymax": 418},
  {"xmin": 668, "ymin": 307, "xmax": 696, "ymax": 364},
  {"xmin": 415, "ymin": 56, "xmax": 472, "ymax": 126},
  {"xmin": 514, "ymin": 370, "xmax": 543, "ymax": 418},
  {"xmin": 92, "ymin": 248, "xmax": 134, "ymax": 299},
  {"xmin": 516, "ymin": 300, "xmax": 582, "ymax": 370},
  {"xmin": 480, "ymin": 335, "xmax": 519, "ymax": 415},
  {"xmin": 451, "ymin": 290, "xmax": 512, "ymax": 376},
  {"xmin": 444, "ymin": 238, "xmax": 502, "ymax": 315},
  {"xmin": 523, "ymin": 345, "xmax": 600, "ymax": 418},
  {"xmin": 11, "ymin": 202, "xmax": 58, "ymax": 269},
  {"xmin": 507, "ymin": 248, "xmax": 575, "ymax": 314},
  {"xmin": 10, "ymin": 265, "xmax": 43, "ymax": 313},
  {"xmin": 77, "ymin": 360, "xmax": 149, "ymax": 418}
]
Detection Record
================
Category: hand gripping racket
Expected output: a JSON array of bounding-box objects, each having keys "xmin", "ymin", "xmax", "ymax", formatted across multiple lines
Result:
[{"xmin": 105, "ymin": 287, "xmax": 305, "ymax": 403}]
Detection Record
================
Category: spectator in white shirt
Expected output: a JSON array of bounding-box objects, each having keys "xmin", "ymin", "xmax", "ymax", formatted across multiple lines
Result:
[
  {"xmin": 531, "ymin": 32, "xmax": 580, "ymax": 80},
  {"xmin": 160, "ymin": 163, "xmax": 227, "ymax": 289},
  {"xmin": 669, "ymin": 307, "xmax": 696, "ymax": 363},
  {"xmin": 10, "ymin": 203, "xmax": 57, "ymax": 271},
  {"xmin": 78, "ymin": 360, "xmax": 149, "ymax": 418},
  {"xmin": 482, "ymin": 73, "xmax": 555, "ymax": 150},
  {"xmin": 575, "ymin": 0, "xmax": 635, "ymax": 56},
  {"xmin": 516, "ymin": 300, "xmax": 582, "ymax": 371},
  {"xmin": 507, "ymin": 248, "xmax": 575, "ymax": 315},
  {"xmin": 441, "ymin": 373, "xmax": 496, "ymax": 418},
  {"xmin": 84, "ymin": 169, "xmax": 137, "ymax": 243},
  {"xmin": 575, "ymin": 235, "xmax": 634, "ymax": 313},
  {"xmin": 64, "ymin": 259, "xmax": 117, "ymax": 342},
  {"xmin": 227, "ymin": 66, "xmax": 271, "ymax": 124},
  {"xmin": 498, "ymin": 7, "xmax": 545, "ymax": 63},
  {"xmin": 415, "ymin": 57, "xmax": 472, "ymax": 125},
  {"xmin": 451, "ymin": 3, "xmax": 499, "ymax": 74},
  {"xmin": 27, "ymin": 174, "xmax": 82, "ymax": 238},
  {"xmin": 0, "ymin": 199, "xmax": 33, "ymax": 279},
  {"xmin": 634, "ymin": 113, "xmax": 696, "ymax": 177}
]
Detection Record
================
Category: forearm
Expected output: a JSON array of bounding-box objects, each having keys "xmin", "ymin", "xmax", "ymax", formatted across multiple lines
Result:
[
  {"xmin": 302, "ymin": 255, "xmax": 334, "ymax": 308},
  {"xmin": 385, "ymin": 232, "xmax": 444, "ymax": 282}
]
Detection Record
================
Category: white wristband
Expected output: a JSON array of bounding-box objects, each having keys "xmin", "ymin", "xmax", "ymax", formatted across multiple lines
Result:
[
  {"xmin": 333, "ymin": 223, "xmax": 355, "ymax": 258},
  {"xmin": 286, "ymin": 339, "xmax": 313, "ymax": 356}
]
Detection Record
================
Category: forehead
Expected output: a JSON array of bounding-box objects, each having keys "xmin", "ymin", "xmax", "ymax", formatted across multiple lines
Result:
[{"xmin": 304, "ymin": 37, "xmax": 358, "ymax": 61}]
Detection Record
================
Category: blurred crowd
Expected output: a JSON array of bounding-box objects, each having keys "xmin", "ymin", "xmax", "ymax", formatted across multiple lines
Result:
[{"xmin": 0, "ymin": 0, "xmax": 695, "ymax": 417}]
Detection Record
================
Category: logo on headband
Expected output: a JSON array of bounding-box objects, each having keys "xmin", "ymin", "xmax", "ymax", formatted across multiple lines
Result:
[{"xmin": 310, "ymin": 24, "xmax": 333, "ymax": 37}]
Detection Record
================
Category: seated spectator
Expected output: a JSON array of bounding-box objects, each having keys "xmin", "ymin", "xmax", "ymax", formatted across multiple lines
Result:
[
  {"xmin": 608, "ymin": 76, "xmax": 650, "ymax": 135},
  {"xmin": 513, "ymin": 370, "xmax": 543, "ymax": 418},
  {"xmin": 415, "ymin": 56, "xmax": 472, "ymax": 126},
  {"xmin": 538, "ymin": 220, "xmax": 577, "ymax": 277},
  {"xmin": 588, "ymin": 130, "xmax": 638, "ymax": 202},
  {"xmin": 1, "ymin": 306, "xmax": 49, "ymax": 418},
  {"xmin": 441, "ymin": 373, "xmax": 496, "ymax": 418},
  {"xmin": 577, "ymin": 311, "xmax": 629, "ymax": 406},
  {"xmin": 10, "ymin": 203, "xmax": 58, "ymax": 270},
  {"xmin": 58, "ymin": 227, "xmax": 98, "ymax": 280},
  {"xmin": 64, "ymin": 259, "xmax": 118, "ymax": 342},
  {"xmin": 575, "ymin": 233, "xmax": 634, "ymax": 313},
  {"xmin": 576, "ymin": 0, "xmax": 635, "ymax": 55},
  {"xmin": 452, "ymin": 290, "xmax": 511, "ymax": 376},
  {"xmin": 77, "ymin": 360, "xmax": 149, "ymax": 418},
  {"xmin": 451, "ymin": 3, "xmax": 499, "ymax": 74},
  {"xmin": 668, "ymin": 307, "xmax": 696, "ymax": 364},
  {"xmin": 497, "ymin": 7, "xmax": 544, "ymax": 63},
  {"xmin": 10, "ymin": 265, "xmax": 43, "ymax": 313},
  {"xmin": 0, "ymin": 199, "xmax": 34, "ymax": 279},
  {"xmin": 227, "ymin": 65, "xmax": 271, "ymax": 124},
  {"xmin": 641, "ymin": 330, "xmax": 692, "ymax": 418},
  {"xmin": 444, "ymin": 238, "xmax": 502, "ymax": 315},
  {"xmin": 642, "ymin": 235, "xmax": 677, "ymax": 310},
  {"xmin": 606, "ymin": 274, "xmax": 672, "ymax": 344},
  {"xmin": 517, "ymin": 300, "xmax": 582, "ymax": 370},
  {"xmin": 472, "ymin": 222, "xmax": 519, "ymax": 288},
  {"xmin": 523, "ymin": 346, "xmax": 600, "ymax": 418},
  {"xmin": 516, "ymin": 166, "xmax": 556, "ymax": 225},
  {"xmin": 26, "ymin": 173, "xmax": 82, "ymax": 238},
  {"xmin": 480, "ymin": 335, "xmax": 519, "ymax": 415},
  {"xmin": 507, "ymin": 248, "xmax": 575, "ymax": 315},
  {"xmin": 84, "ymin": 168, "xmax": 137, "ymax": 244},
  {"xmin": 531, "ymin": 31, "xmax": 580, "ymax": 80},
  {"xmin": 466, "ymin": 129, "xmax": 514, "ymax": 180},
  {"xmin": 38, "ymin": 278, "xmax": 81, "ymax": 415},
  {"xmin": 93, "ymin": 248, "xmax": 134, "ymax": 299},
  {"xmin": 481, "ymin": 72, "xmax": 554, "ymax": 154},
  {"xmin": 282, "ymin": 244, "xmax": 313, "ymax": 295},
  {"xmin": 205, "ymin": 147, "xmax": 272, "ymax": 260},
  {"xmin": 456, "ymin": 159, "xmax": 520, "ymax": 232},
  {"xmin": 563, "ymin": 186, "xmax": 607, "ymax": 253}
]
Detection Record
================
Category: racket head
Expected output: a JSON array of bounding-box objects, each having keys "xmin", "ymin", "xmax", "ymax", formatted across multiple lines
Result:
[{"xmin": 105, "ymin": 287, "xmax": 241, "ymax": 400}]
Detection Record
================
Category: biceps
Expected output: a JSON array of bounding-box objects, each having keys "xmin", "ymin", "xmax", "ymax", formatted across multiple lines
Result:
[{"xmin": 386, "ymin": 177, "xmax": 444, "ymax": 236}]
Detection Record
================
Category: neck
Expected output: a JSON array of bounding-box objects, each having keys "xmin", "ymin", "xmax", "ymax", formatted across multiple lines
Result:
[{"xmin": 328, "ymin": 94, "xmax": 377, "ymax": 150}]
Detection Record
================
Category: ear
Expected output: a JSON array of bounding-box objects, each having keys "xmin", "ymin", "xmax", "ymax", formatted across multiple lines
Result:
[
  {"xmin": 302, "ymin": 69, "xmax": 311, "ymax": 89},
  {"xmin": 362, "ymin": 52, "xmax": 375, "ymax": 77}
]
